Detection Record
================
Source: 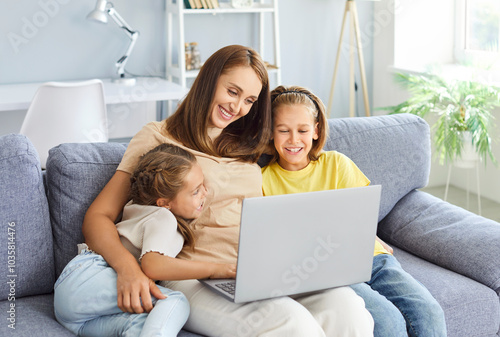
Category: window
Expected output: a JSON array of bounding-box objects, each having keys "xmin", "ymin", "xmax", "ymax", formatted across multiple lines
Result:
[
  {"xmin": 456, "ymin": 0, "xmax": 500, "ymax": 66},
  {"xmin": 387, "ymin": 0, "xmax": 500, "ymax": 81},
  {"xmin": 464, "ymin": 0, "xmax": 499, "ymax": 52}
]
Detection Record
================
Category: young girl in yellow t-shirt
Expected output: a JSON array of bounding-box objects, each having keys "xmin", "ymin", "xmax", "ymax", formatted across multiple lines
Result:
[{"xmin": 261, "ymin": 85, "xmax": 447, "ymax": 337}]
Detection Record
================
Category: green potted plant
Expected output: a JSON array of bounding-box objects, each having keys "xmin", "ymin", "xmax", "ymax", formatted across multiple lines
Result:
[{"xmin": 382, "ymin": 72, "xmax": 500, "ymax": 166}]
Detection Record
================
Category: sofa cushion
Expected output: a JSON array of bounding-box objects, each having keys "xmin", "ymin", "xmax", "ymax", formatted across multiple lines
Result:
[
  {"xmin": 0, "ymin": 294, "xmax": 75, "ymax": 336},
  {"xmin": 0, "ymin": 134, "xmax": 55, "ymax": 299},
  {"xmin": 324, "ymin": 114, "xmax": 431, "ymax": 221},
  {"xmin": 393, "ymin": 246, "xmax": 500, "ymax": 337},
  {"xmin": 0, "ymin": 293, "xmax": 202, "ymax": 337},
  {"xmin": 46, "ymin": 142, "xmax": 127, "ymax": 277},
  {"xmin": 379, "ymin": 189, "xmax": 500, "ymax": 297}
]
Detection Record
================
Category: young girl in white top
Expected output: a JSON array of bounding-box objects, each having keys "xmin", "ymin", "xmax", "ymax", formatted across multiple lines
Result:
[
  {"xmin": 261, "ymin": 85, "xmax": 447, "ymax": 337},
  {"xmin": 54, "ymin": 143, "xmax": 234, "ymax": 337}
]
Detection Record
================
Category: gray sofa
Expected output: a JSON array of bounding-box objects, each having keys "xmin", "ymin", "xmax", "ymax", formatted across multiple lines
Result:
[{"xmin": 0, "ymin": 113, "xmax": 499, "ymax": 337}]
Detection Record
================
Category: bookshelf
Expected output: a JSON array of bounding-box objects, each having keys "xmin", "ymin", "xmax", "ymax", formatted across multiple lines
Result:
[{"xmin": 165, "ymin": 0, "xmax": 281, "ymax": 88}]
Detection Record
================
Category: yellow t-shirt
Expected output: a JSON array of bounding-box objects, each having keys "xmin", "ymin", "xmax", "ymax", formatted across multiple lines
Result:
[
  {"xmin": 261, "ymin": 151, "xmax": 389, "ymax": 256},
  {"xmin": 118, "ymin": 121, "xmax": 263, "ymax": 264}
]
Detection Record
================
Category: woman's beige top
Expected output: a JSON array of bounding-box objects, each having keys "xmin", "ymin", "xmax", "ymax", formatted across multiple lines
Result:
[{"xmin": 117, "ymin": 121, "xmax": 262, "ymax": 264}]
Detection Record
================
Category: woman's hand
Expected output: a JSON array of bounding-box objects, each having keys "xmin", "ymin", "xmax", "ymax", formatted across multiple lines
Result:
[
  {"xmin": 209, "ymin": 263, "xmax": 237, "ymax": 279},
  {"xmin": 116, "ymin": 265, "xmax": 166, "ymax": 313}
]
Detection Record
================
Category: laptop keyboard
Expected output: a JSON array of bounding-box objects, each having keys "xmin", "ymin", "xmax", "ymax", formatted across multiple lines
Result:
[{"xmin": 215, "ymin": 281, "xmax": 236, "ymax": 295}]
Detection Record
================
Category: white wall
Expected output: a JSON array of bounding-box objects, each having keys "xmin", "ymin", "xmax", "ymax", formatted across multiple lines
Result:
[
  {"xmin": 373, "ymin": 0, "xmax": 500, "ymax": 203},
  {"xmin": 452, "ymin": 112, "xmax": 500, "ymax": 203},
  {"xmin": 278, "ymin": 0, "xmax": 375, "ymax": 118},
  {"xmin": 1, "ymin": 0, "xmax": 166, "ymax": 138},
  {"xmin": 0, "ymin": 0, "xmax": 376, "ymax": 137},
  {"xmin": 394, "ymin": 0, "xmax": 455, "ymax": 70}
]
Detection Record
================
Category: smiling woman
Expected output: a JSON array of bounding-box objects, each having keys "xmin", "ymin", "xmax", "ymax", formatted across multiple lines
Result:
[
  {"xmin": 82, "ymin": 45, "xmax": 375, "ymax": 336},
  {"xmin": 208, "ymin": 66, "xmax": 262, "ymax": 130},
  {"xmin": 164, "ymin": 45, "xmax": 272, "ymax": 162}
]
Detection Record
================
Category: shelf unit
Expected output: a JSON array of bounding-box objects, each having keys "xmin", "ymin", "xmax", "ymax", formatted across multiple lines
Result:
[{"xmin": 165, "ymin": 0, "xmax": 281, "ymax": 88}]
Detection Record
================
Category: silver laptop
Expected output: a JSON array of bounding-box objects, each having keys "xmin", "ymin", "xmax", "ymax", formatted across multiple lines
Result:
[{"xmin": 199, "ymin": 185, "xmax": 381, "ymax": 303}]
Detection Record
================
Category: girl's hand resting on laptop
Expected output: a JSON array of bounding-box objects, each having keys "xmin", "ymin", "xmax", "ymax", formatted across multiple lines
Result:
[{"xmin": 210, "ymin": 263, "xmax": 237, "ymax": 279}]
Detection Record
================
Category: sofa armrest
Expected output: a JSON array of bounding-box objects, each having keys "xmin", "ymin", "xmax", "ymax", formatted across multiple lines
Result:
[
  {"xmin": 378, "ymin": 189, "xmax": 500, "ymax": 296},
  {"xmin": 0, "ymin": 134, "xmax": 55, "ymax": 299}
]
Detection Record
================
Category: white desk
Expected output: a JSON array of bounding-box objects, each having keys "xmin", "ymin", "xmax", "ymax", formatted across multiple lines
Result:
[{"xmin": 0, "ymin": 77, "xmax": 188, "ymax": 111}]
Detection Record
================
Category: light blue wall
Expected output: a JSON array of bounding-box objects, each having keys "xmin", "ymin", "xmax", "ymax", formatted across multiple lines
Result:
[
  {"xmin": 1, "ymin": 0, "xmax": 165, "ymax": 82},
  {"xmin": 0, "ymin": 0, "xmax": 374, "ymax": 134}
]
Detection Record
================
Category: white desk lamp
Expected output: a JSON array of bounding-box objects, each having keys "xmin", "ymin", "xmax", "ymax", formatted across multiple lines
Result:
[{"xmin": 87, "ymin": 0, "xmax": 139, "ymax": 86}]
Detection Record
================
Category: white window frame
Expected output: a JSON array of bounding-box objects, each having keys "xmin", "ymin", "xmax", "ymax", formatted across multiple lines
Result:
[{"xmin": 454, "ymin": 0, "xmax": 500, "ymax": 66}]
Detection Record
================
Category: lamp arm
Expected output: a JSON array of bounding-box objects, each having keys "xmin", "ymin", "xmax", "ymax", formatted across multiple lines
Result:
[
  {"xmin": 114, "ymin": 31, "xmax": 138, "ymax": 77},
  {"xmin": 107, "ymin": 7, "xmax": 139, "ymax": 77},
  {"xmin": 107, "ymin": 7, "xmax": 136, "ymax": 38}
]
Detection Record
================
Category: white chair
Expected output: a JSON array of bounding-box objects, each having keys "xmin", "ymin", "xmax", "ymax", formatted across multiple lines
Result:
[{"xmin": 20, "ymin": 79, "xmax": 108, "ymax": 169}]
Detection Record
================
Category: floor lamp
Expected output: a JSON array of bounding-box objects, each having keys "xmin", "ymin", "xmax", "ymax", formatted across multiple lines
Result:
[{"xmin": 327, "ymin": 0, "xmax": 371, "ymax": 118}]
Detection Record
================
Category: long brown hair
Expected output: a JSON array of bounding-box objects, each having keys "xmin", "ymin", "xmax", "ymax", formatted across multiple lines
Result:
[
  {"xmin": 129, "ymin": 143, "xmax": 196, "ymax": 247},
  {"xmin": 268, "ymin": 85, "xmax": 329, "ymax": 165},
  {"xmin": 165, "ymin": 45, "xmax": 272, "ymax": 163}
]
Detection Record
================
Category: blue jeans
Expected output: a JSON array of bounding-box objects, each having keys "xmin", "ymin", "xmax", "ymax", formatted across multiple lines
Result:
[
  {"xmin": 351, "ymin": 254, "xmax": 447, "ymax": 337},
  {"xmin": 54, "ymin": 250, "xmax": 189, "ymax": 337}
]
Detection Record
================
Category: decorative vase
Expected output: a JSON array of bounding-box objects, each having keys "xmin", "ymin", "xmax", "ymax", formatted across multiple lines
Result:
[{"xmin": 454, "ymin": 131, "xmax": 480, "ymax": 169}]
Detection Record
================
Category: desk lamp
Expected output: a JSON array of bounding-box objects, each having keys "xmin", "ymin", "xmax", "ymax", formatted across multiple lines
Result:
[{"xmin": 87, "ymin": 0, "xmax": 139, "ymax": 86}]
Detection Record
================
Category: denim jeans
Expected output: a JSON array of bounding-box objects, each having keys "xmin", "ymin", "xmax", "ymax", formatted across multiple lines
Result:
[
  {"xmin": 54, "ymin": 250, "xmax": 189, "ymax": 337},
  {"xmin": 351, "ymin": 254, "xmax": 447, "ymax": 337}
]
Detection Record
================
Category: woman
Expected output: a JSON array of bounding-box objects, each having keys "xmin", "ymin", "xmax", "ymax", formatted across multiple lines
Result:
[{"xmin": 83, "ymin": 45, "xmax": 374, "ymax": 336}]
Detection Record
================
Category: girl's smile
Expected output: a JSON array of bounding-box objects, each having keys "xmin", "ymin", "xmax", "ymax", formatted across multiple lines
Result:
[
  {"xmin": 273, "ymin": 104, "xmax": 318, "ymax": 171},
  {"xmin": 284, "ymin": 147, "xmax": 303, "ymax": 154}
]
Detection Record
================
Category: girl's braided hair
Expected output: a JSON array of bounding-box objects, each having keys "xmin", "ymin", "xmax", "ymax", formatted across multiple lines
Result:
[{"xmin": 130, "ymin": 143, "xmax": 196, "ymax": 248}]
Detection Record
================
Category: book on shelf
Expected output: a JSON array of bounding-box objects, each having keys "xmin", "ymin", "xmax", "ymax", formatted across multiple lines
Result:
[
  {"xmin": 187, "ymin": 0, "xmax": 219, "ymax": 9},
  {"xmin": 184, "ymin": 0, "xmax": 196, "ymax": 9},
  {"xmin": 194, "ymin": 0, "xmax": 203, "ymax": 9}
]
